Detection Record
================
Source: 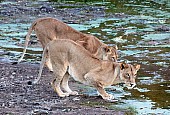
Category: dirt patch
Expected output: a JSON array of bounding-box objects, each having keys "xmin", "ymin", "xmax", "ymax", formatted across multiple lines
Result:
[{"xmin": 0, "ymin": 61, "xmax": 129, "ymax": 115}]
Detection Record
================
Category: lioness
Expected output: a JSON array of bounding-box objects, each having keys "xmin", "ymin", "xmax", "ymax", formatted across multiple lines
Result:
[
  {"xmin": 18, "ymin": 17, "xmax": 118, "ymax": 71},
  {"xmin": 32, "ymin": 39, "xmax": 140, "ymax": 101}
]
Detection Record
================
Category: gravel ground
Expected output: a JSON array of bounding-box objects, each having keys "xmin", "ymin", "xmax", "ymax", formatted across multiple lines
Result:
[{"xmin": 0, "ymin": 61, "xmax": 129, "ymax": 115}]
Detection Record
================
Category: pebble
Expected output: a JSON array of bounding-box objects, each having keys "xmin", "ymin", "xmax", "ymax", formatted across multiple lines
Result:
[
  {"xmin": 72, "ymin": 97, "xmax": 80, "ymax": 101},
  {"xmin": 31, "ymin": 109, "xmax": 49, "ymax": 115}
]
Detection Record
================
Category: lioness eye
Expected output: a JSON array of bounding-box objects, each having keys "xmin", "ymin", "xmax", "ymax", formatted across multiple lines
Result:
[
  {"xmin": 111, "ymin": 57, "xmax": 115, "ymax": 61},
  {"xmin": 126, "ymin": 73, "xmax": 130, "ymax": 77}
]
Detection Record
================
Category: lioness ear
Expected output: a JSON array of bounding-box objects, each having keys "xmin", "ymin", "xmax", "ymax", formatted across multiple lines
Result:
[
  {"xmin": 113, "ymin": 45, "xmax": 118, "ymax": 50},
  {"xmin": 102, "ymin": 46, "xmax": 111, "ymax": 53},
  {"xmin": 120, "ymin": 63, "xmax": 129, "ymax": 70},
  {"xmin": 77, "ymin": 41, "xmax": 88, "ymax": 47},
  {"xmin": 135, "ymin": 64, "xmax": 140, "ymax": 71}
]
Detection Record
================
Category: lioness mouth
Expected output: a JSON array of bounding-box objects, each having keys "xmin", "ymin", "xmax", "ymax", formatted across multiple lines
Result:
[
  {"xmin": 116, "ymin": 83, "xmax": 137, "ymax": 89},
  {"xmin": 118, "ymin": 83, "xmax": 125, "ymax": 87},
  {"xmin": 128, "ymin": 84, "xmax": 136, "ymax": 89}
]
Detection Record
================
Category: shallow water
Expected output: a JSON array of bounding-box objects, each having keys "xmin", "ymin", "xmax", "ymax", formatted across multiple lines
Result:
[{"xmin": 0, "ymin": 0, "xmax": 170, "ymax": 114}]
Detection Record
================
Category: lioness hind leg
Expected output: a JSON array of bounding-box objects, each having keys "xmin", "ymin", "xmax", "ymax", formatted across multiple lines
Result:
[
  {"xmin": 45, "ymin": 55, "xmax": 53, "ymax": 72},
  {"xmin": 51, "ymin": 78, "xmax": 69, "ymax": 97},
  {"xmin": 61, "ymin": 72, "xmax": 78, "ymax": 95},
  {"xmin": 51, "ymin": 66, "xmax": 69, "ymax": 97}
]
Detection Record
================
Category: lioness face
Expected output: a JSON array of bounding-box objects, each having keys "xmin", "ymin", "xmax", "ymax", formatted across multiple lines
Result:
[
  {"xmin": 107, "ymin": 46, "xmax": 118, "ymax": 62},
  {"xmin": 120, "ymin": 63, "xmax": 140, "ymax": 89},
  {"xmin": 102, "ymin": 45, "xmax": 118, "ymax": 62}
]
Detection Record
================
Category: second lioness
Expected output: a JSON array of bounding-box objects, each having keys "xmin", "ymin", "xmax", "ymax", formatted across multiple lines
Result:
[
  {"xmin": 33, "ymin": 39, "xmax": 140, "ymax": 101},
  {"xmin": 18, "ymin": 17, "xmax": 118, "ymax": 71}
]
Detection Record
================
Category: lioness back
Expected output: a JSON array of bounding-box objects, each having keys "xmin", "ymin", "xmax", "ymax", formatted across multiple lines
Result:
[
  {"xmin": 34, "ymin": 18, "xmax": 105, "ymax": 53},
  {"xmin": 49, "ymin": 39, "xmax": 99, "ymax": 67},
  {"xmin": 34, "ymin": 18, "xmax": 85, "ymax": 40}
]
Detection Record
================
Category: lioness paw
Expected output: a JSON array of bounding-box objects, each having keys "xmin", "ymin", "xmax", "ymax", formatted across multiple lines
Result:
[
  {"xmin": 107, "ymin": 94, "xmax": 115, "ymax": 100},
  {"xmin": 58, "ymin": 93, "xmax": 70, "ymax": 97},
  {"xmin": 102, "ymin": 94, "xmax": 114, "ymax": 100},
  {"xmin": 70, "ymin": 91, "xmax": 79, "ymax": 95},
  {"xmin": 69, "ymin": 91, "xmax": 78, "ymax": 95}
]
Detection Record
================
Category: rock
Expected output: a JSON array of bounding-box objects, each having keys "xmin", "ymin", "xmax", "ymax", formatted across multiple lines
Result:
[
  {"xmin": 72, "ymin": 97, "xmax": 80, "ymax": 101},
  {"xmin": 31, "ymin": 109, "xmax": 49, "ymax": 115},
  {"xmin": 154, "ymin": 25, "xmax": 170, "ymax": 31}
]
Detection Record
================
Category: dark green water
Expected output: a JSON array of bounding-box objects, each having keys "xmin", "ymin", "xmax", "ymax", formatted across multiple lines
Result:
[{"xmin": 0, "ymin": 0, "xmax": 170, "ymax": 114}]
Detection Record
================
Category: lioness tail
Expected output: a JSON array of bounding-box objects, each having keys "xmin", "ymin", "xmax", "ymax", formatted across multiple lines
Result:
[
  {"xmin": 33, "ymin": 44, "xmax": 48, "ymax": 84},
  {"xmin": 17, "ymin": 21, "xmax": 37, "ymax": 63}
]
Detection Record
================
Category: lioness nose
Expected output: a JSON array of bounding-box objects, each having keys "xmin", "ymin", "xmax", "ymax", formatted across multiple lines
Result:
[
  {"xmin": 130, "ymin": 83, "xmax": 136, "ymax": 88},
  {"xmin": 111, "ymin": 57, "xmax": 117, "ymax": 62}
]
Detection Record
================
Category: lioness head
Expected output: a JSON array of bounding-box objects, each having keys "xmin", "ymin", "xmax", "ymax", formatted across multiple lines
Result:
[
  {"xmin": 95, "ymin": 45, "xmax": 118, "ymax": 62},
  {"xmin": 120, "ymin": 63, "xmax": 140, "ymax": 89}
]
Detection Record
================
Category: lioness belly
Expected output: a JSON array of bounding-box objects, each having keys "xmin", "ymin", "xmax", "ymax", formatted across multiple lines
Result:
[{"xmin": 68, "ymin": 67, "xmax": 87, "ymax": 85}]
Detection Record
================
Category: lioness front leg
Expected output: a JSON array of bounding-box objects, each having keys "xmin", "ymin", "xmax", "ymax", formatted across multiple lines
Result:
[
  {"xmin": 84, "ymin": 72, "xmax": 114, "ymax": 101},
  {"xmin": 95, "ymin": 85, "xmax": 114, "ymax": 100},
  {"xmin": 61, "ymin": 72, "xmax": 78, "ymax": 95}
]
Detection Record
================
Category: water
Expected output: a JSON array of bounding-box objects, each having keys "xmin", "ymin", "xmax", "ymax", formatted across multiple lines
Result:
[{"xmin": 0, "ymin": 0, "xmax": 170, "ymax": 114}]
